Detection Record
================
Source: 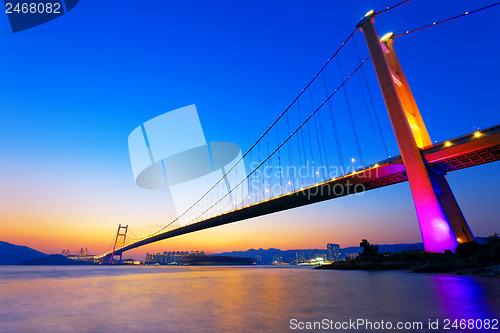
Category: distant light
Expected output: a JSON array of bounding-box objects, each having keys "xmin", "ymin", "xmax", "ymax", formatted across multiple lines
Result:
[
  {"xmin": 315, "ymin": 171, "xmax": 319, "ymax": 175},
  {"xmin": 445, "ymin": 141, "xmax": 452, "ymax": 147},
  {"xmin": 381, "ymin": 32, "xmax": 394, "ymax": 42},
  {"xmin": 474, "ymin": 131, "xmax": 482, "ymax": 138},
  {"xmin": 457, "ymin": 238, "xmax": 463, "ymax": 243},
  {"xmin": 288, "ymin": 181, "xmax": 292, "ymax": 185},
  {"xmin": 351, "ymin": 158, "xmax": 355, "ymax": 163},
  {"xmin": 365, "ymin": 10, "xmax": 375, "ymax": 17},
  {"xmin": 265, "ymin": 189, "xmax": 269, "ymax": 193},
  {"xmin": 374, "ymin": 163, "xmax": 379, "ymax": 167}
]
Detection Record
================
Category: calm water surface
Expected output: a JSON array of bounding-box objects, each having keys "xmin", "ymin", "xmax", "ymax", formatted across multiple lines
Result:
[{"xmin": 0, "ymin": 266, "xmax": 498, "ymax": 332}]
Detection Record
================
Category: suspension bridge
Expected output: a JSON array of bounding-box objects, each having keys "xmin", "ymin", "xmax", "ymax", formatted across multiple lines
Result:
[{"xmin": 96, "ymin": 2, "xmax": 500, "ymax": 263}]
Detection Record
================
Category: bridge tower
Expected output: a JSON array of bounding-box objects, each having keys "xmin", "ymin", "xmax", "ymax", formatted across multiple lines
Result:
[
  {"xmin": 357, "ymin": 12, "xmax": 474, "ymax": 252},
  {"xmin": 110, "ymin": 224, "xmax": 128, "ymax": 264}
]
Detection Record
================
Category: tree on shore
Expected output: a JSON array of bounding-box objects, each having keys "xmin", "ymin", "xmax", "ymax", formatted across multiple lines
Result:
[
  {"xmin": 456, "ymin": 233, "xmax": 500, "ymax": 265},
  {"xmin": 359, "ymin": 239, "xmax": 379, "ymax": 260}
]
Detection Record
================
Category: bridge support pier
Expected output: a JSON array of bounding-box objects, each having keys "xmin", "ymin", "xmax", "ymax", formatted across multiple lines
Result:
[
  {"xmin": 357, "ymin": 13, "xmax": 474, "ymax": 252},
  {"xmin": 428, "ymin": 169, "xmax": 475, "ymax": 243}
]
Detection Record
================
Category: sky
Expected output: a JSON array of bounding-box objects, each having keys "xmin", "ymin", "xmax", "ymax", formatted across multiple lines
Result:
[{"xmin": 0, "ymin": 0, "xmax": 499, "ymax": 259}]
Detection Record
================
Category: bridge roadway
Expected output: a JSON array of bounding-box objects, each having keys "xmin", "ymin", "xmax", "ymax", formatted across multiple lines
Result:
[{"xmin": 99, "ymin": 124, "xmax": 500, "ymax": 259}]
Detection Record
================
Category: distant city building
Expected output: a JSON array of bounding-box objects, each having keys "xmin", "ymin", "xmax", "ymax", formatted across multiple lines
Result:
[
  {"xmin": 327, "ymin": 243, "xmax": 341, "ymax": 262},
  {"xmin": 345, "ymin": 252, "xmax": 359, "ymax": 261},
  {"xmin": 315, "ymin": 253, "xmax": 327, "ymax": 262},
  {"xmin": 145, "ymin": 250, "xmax": 204, "ymax": 264},
  {"xmin": 66, "ymin": 254, "xmax": 95, "ymax": 261},
  {"xmin": 295, "ymin": 251, "xmax": 306, "ymax": 264},
  {"xmin": 272, "ymin": 255, "xmax": 283, "ymax": 264},
  {"xmin": 293, "ymin": 250, "xmax": 328, "ymax": 264}
]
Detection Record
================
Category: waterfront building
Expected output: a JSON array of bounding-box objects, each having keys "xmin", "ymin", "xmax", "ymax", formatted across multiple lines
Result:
[
  {"xmin": 145, "ymin": 250, "xmax": 204, "ymax": 264},
  {"xmin": 327, "ymin": 243, "xmax": 341, "ymax": 262}
]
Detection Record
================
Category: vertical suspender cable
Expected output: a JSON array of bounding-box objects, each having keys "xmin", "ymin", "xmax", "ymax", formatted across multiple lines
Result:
[
  {"xmin": 353, "ymin": 35, "xmax": 389, "ymax": 157},
  {"xmin": 337, "ymin": 55, "xmax": 365, "ymax": 166},
  {"xmin": 276, "ymin": 124, "xmax": 283, "ymax": 191},
  {"xmin": 297, "ymin": 100, "xmax": 308, "ymax": 186},
  {"xmin": 354, "ymin": 61, "xmax": 383, "ymax": 160},
  {"xmin": 286, "ymin": 112, "xmax": 294, "ymax": 190},
  {"xmin": 310, "ymin": 89, "xmax": 324, "ymax": 182},
  {"xmin": 303, "ymin": 97, "xmax": 316, "ymax": 184},
  {"xmin": 266, "ymin": 132, "xmax": 271, "ymax": 198},
  {"xmin": 322, "ymin": 71, "xmax": 345, "ymax": 175}
]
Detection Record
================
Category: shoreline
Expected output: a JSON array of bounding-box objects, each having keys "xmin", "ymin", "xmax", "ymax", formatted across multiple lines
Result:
[{"xmin": 316, "ymin": 261, "xmax": 500, "ymax": 278}]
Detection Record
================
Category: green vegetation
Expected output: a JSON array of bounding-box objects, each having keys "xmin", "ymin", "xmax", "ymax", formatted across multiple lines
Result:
[{"xmin": 317, "ymin": 234, "xmax": 500, "ymax": 277}]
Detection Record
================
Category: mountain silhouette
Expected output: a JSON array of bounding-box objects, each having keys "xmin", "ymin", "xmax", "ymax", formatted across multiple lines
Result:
[{"xmin": 0, "ymin": 240, "xmax": 46, "ymax": 264}]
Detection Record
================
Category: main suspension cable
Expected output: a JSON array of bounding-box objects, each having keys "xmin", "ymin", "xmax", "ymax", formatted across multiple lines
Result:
[
  {"xmin": 116, "ymin": 0, "xmax": 425, "ymax": 244},
  {"xmin": 375, "ymin": 0, "xmax": 412, "ymax": 16},
  {"xmin": 191, "ymin": 57, "xmax": 371, "ymax": 226},
  {"xmin": 394, "ymin": 2, "xmax": 500, "ymax": 38}
]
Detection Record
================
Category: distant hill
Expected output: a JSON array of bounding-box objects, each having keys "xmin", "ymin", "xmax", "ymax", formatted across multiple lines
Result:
[
  {"xmin": 21, "ymin": 254, "xmax": 94, "ymax": 265},
  {"xmin": 377, "ymin": 243, "xmax": 424, "ymax": 253},
  {"xmin": 476, "ymin": 237, "xmax": 488, "ymax": 244},
  {"xmin": 214, "ymin": 239, "xmax": 491, "ymax": 264},
  {"xmin": 214, "ymin": 248, "xmax": 326, "ymax": 264},
  {"xmin": 0, "ymin": 241, "xmax": 46, "ymax": 265},
  {"xmin": 213, "ymin": 244, "xmax": 426, "ymax": 264}
]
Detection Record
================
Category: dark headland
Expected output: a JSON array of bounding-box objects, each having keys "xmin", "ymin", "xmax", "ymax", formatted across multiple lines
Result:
[
  {"xmin": 0, "ymin": 241, "xmax": 94, "ymax": 265},
  {"xmin": 0, "ymin": 241, "xmax": 46, "ymax": 265},
  {"xmin": 21, "ymin": 254, "xmax": 95, "ymax": 265},
  {"xmin": 317, "ymin": 234, "xmax": 500, "ymax": 278}
]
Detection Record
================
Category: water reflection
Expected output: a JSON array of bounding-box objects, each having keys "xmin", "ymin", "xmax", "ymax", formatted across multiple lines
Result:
[
  {"xmin": 0, "ymin": 267, "xmax": 498, "ymax": 333},
  {"xmin": 432, "ymin": 275, "xmax": 494, "ymax": 320}
]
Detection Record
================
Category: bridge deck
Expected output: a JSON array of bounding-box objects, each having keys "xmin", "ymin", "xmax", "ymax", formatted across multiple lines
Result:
[{"xmin": 101, "ymin": 125, "xmax": 500, "ymax": 258}]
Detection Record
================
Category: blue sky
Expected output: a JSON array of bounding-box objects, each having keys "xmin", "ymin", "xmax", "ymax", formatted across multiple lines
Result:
[{"xmin": 0, "ymin": 0, "xmax": 499, "ymax": 256}]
